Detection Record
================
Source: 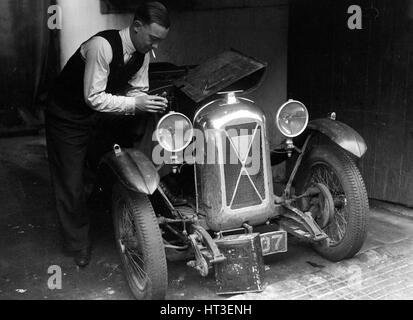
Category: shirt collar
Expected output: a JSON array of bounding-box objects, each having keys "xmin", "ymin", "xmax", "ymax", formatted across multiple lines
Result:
[{"xmin": 119, "ymin": 27, "xmax": 136, "ymax": 56}]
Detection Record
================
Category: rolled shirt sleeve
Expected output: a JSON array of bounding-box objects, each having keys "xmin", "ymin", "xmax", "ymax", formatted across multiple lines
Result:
[{"xmin": 81, "ymin": 36, "xmax": 147, "ymax": 115}]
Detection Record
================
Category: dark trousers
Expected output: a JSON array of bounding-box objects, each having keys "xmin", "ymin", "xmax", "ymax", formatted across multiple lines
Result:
[{"xmin": 45, "ymin": 99, "xmax": 158, "ymax": 251}]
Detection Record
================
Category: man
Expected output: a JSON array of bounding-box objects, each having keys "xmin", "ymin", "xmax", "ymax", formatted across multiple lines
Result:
[{"xmin": 45, "ymin": 2, "xmax": 170, "ymax": 267}]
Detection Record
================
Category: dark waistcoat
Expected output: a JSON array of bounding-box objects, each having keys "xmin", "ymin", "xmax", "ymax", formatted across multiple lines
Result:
[{"xmin": 49, "ymin": 30, "xmax": 144, "ymax": 117}]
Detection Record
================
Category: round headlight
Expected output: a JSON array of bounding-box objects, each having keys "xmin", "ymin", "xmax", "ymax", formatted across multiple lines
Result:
[
  {"xmin": 276, "ymin": 100, "xmax": 309, "ymax": 137},
  {"xmin": 156, "ymin": 112, "xmax": 194, "ymax": 153}
]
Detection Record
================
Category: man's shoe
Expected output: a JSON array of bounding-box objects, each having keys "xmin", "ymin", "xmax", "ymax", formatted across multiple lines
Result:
[
  {"xmin": 74, "ymin": 247, "xmax": 91, "ymax": 267},
  {"xmin": 158, "ymin": 181, "xmax": 187, "ymax": 206}
]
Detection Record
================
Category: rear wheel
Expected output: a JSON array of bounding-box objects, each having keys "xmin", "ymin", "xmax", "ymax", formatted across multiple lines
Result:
[
  {"xmin": 112, "ymin": 183, "xmax": 167, "ymax": 299},
  {"xmin": 295, "ymin": 145, "xmax": 369, "ymax": 261}
]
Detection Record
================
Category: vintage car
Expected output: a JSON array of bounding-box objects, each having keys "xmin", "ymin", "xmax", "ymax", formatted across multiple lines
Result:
[{"xmin": 99, "ymin": 50, "xmax": 369, "ymax": 299}]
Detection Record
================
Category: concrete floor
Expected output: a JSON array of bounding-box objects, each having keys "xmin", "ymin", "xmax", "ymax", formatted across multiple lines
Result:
[{"xmin": 1, "ymin": 134, "xmax": 413, "ymax": 300}]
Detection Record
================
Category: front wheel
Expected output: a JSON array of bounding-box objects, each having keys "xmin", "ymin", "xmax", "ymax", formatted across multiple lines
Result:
[
  {"xmin": 295, "ymin": 145, "xmax": 369, "ymax": 262},
  {"xmin": 112, "ymin": 183, "xmax": 167, "ymax": 300}
]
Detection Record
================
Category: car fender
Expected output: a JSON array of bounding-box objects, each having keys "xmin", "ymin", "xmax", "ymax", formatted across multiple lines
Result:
[
  {"xmin": 307, "ymin": 118, "xmax": 367, "ymax": 158},
  {"xmin": 99, "ymin": 147, "xmax": 160, "ymax": 195}
]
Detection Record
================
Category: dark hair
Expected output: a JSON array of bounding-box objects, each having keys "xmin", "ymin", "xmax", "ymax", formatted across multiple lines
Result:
[{"xmin": 134, "ymin": 1, "xmax": 170, "ymax": 29}]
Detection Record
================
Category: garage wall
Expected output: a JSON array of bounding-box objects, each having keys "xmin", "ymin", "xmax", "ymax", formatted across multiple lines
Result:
[
  {"xmin": 58, "ymin": 0, "xmax": 131, "ymax": 66},
  {"xmin": 288, "ymin": 0, "xmax": 413, "ymax": 206},
  {"xmin": 58, "ymin": 0, "xmax": 288, "ymax": 147},
  {"xmin": 0, "ymin": 0, "xmax": 54, "ymax": 128}
]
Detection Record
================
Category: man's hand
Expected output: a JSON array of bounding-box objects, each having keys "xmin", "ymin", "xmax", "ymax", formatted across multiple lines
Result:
[{"xmin": 134, "ymin": 95, "xmax": 168, "ymax": 113}]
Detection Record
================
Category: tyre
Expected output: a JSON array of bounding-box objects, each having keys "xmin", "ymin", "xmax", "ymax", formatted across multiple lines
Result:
[
  {"xmin": 112, "ymin": 182, "xmax": 167, "ymax": 300},
  {"xmin": 295, "ymin": 145, "xmax": 369, "ymax": 262}
]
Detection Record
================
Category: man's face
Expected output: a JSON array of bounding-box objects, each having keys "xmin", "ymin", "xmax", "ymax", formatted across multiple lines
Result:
[{"xmin": 131, "ymin": 21, "xmax": 169, "ymax": 54}]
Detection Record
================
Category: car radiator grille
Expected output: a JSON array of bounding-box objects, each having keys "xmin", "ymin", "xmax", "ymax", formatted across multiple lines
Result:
[{"xmin": 224, "ymin": 122, "xmax": 265, "ymax": 210}]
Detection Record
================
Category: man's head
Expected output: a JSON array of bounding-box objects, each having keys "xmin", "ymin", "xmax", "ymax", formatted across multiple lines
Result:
[{"xmin": 130, "ymin": 1, "xmax": 170, "ymax": 54}]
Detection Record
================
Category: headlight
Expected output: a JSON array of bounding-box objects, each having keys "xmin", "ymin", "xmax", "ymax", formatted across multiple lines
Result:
[
  {"xmin": 156, "ymin": 112, "xmax": 194, "ymax": 152},
  {"xmin": 276, "ymin": 100, "xmax": 309, "ymax": 137}
]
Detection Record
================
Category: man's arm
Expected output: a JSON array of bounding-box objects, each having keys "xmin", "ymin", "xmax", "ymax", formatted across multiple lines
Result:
[
  {"xmin": 82, "ymin": 37, "xmax": 167, "ymax": 115},
  {"xmin": 82, "ymin": 36, "xmax": 136, "ymax": 115},
  {"xmin": 124, "ymin": 53, "xmax": 169, "ymax": 113}
]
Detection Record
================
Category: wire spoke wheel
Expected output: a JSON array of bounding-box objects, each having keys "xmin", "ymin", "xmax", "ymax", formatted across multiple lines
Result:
[
  {"xmin": 119, "ymin": 203, "xmax": 148, "ymax": 289},
  {"xmin": 295, "ymin": 145, "xmax": 369, "ymax": 262},
  {"xmin": 309, "ymin": 164, "xmax": 348, "ymax": 245},
  {"xmin": 112, "ymin": 183, "xmax": 167, "ymax": 300}
]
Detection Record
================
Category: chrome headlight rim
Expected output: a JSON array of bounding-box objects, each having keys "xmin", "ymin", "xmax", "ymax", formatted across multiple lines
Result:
[
  {"xmin": 156, "ymin": 111, "xmax": 194, "ymax": 153},
  {"xmin": 276, "ymin": 99, "xmax": 309, "ymax": 138}
]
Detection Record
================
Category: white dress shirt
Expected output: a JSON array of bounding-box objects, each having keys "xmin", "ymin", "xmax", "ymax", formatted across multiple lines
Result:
[{"xmin": 80, "ymin": 27, "xmax": 150, "ymax": 115}]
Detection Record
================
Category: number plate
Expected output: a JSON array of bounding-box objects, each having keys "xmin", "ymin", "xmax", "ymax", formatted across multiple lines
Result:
[{"xmin": 260, "ymin": 231, "xmax": 288, "ymax": 256}]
